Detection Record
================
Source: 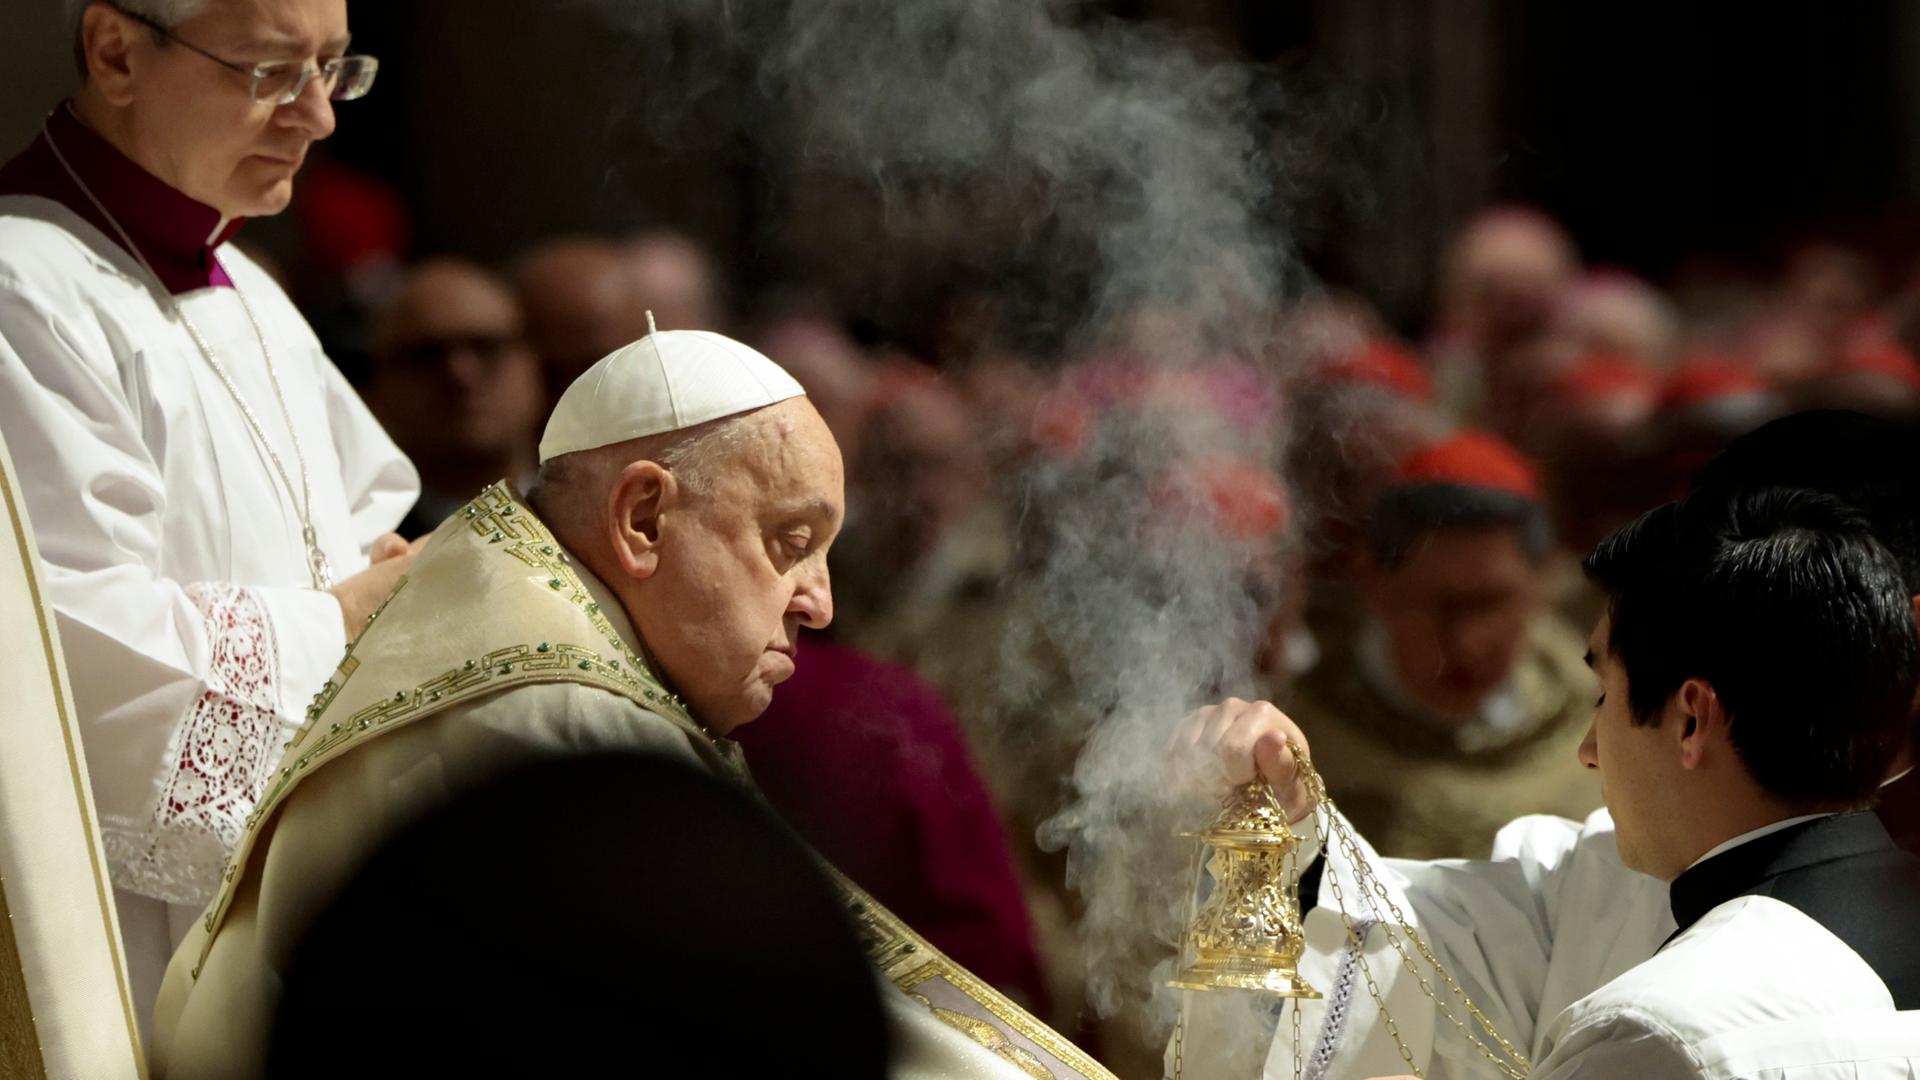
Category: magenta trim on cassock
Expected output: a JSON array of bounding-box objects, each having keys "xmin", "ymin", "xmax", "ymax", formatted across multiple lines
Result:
[{"xmin": 0, "ymin": 105, "xmax": 245, "ymax": 295}]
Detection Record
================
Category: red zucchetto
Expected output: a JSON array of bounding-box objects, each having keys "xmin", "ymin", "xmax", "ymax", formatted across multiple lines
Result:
[
  {"xmin": 1834, "ymin": 339, "xmax": 1920, "ymax": 391},
  {"xmin": 1151, "ymin": 456, "xmax": 1292, "ymax": 540},
  {"xmin": 1394, "ymin": 431, "xmax": 1541, "ymax": 501},
  {"xmin": 1554, "ymin": 351, "xmax": 1661, "ymax": 408},
  {"xmin": 1659, "ymin": 357, "xmax": 1772, "ymax": 410},
  {"xmin": 1316, "ymin": 338, "xmax": 1436, "ymax": 403}
]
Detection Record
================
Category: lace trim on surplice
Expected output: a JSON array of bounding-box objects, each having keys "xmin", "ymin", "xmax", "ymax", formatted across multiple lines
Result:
[{"xmin": 102, "ymin": 582, "xmax": 294, "ymax": 906}]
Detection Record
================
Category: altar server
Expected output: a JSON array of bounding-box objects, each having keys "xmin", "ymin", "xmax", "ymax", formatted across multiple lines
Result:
[{"xmin": 1183, "ymin": 483, "xmax": 1920, "ymax": 1076}]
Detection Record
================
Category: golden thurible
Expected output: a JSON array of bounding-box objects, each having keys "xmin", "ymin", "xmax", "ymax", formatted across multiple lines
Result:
[{"xmin": 1169, "ymin": 781, "xmax": 1322, "ymax": 999}]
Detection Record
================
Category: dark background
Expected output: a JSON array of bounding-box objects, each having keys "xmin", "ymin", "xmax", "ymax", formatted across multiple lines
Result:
[{"xmin": 11, "ymin": 0, "xmax": 1920, "ymax": 335}]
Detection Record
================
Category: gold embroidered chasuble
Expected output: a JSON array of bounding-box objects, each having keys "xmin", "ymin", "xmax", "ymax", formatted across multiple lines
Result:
[{"xmin": 149, "ymin": 482, "xmax": 1114, "ymax": 1080}]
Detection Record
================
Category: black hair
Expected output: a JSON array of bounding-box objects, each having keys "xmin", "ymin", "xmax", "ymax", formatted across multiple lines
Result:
[
  {"xmin": 1367, "ymin": 483, "xmax": 1550, "ymax": 570},
  {"xmin": 1584, "ymin": 487, "xmax": 1917, "ymax": 805},
  {"xmin": 1691, "ymin": 410, "xmax": 1920, "ymax": 595}
]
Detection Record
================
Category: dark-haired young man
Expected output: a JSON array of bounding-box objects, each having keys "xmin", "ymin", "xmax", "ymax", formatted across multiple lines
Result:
[
  {"xmin": 1689, "ymin": 409, "xmax": 1920, "ymax": 855},
  {"xmin": 1529, "ymin": 487, "xmax": 1920, "ymax": 1071},
  {"xmin": 1180, "ymin": 482, "xmax": 1920, "ymax": 1077}
]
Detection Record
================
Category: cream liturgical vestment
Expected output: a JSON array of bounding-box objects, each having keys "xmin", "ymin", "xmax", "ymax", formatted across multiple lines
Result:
[
  {"xmin": 152, "ymin": 484, "xmax": 1116, "ymax": 1080},
  {"xmin": 0, "ymin": 108, "xmax": 417, "ymax": 1034}
]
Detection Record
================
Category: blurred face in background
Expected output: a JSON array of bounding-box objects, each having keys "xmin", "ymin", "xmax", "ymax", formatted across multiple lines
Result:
[
  {"xmin": 756, "ymin": 314, "xmax": 875, "ymax": 463},
  {"xmin": 1360, "ymin": 524, "xmax": 1541, "ymax": 719},
  {"xmin": 1549, "ymin": 273, "xmax": 1678, "ymax": 369},
  {"xmin": 513, "ymin": 238, "xmax": 653, "ymax": 404},
  {"xmin": 856, "ymin": 371, "xmax": 989, "ymax": 564},
  {"xmin": 1442, "ymin": 210, "xmax": 1579, "ymax": 359},
  {"xmin": 1783, "ymin": 245, "xmax": 1876, "ymax": 340},
  {"xmin": 367, "ymin": 259, "xmax": 543, "ymax": 482},
  {"xmin": 625, "ymin": 231, "xmax": 724, "ymax": 333}
]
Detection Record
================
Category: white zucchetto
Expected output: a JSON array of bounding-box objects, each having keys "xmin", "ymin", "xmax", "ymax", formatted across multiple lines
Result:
[{"xmin": 538, "ymin": 324, "xmax": 807, "ymax": 464}]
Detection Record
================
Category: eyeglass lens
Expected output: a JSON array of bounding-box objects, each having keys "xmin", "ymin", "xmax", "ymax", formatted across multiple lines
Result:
[
  {"xmin": 254, "ymin": 56, "xmax": 379, "ymax": 106},
  {"xmin": 399, "ymin": 334, "xmax": 524, "ymax": 370}
]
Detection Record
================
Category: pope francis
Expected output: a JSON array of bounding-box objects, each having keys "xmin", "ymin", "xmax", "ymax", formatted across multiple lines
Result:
[{"xmin": 149, "ymin": 326, "xmax": 1113, "ymax": 1079}]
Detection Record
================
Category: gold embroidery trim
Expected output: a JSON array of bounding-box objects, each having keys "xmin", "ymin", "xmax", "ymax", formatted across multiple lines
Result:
[
  {"xmin": 194, "ymin": 483, "xmax": 706, "ymax": 976},
  {"xmin": 0, "ymin": 868, "xmax": 46, "ymax": 1080},
  {"xmin": 835, "ymin": 869, "xmax": 1117, "ymax": 1079},
  {"xmin": 187, "ymin": 484, "xmax": 1101, "ymax": 1079},
  {"xmin": 910, "ymin": 994, "xmax": 1059, "ymax": 1078}
]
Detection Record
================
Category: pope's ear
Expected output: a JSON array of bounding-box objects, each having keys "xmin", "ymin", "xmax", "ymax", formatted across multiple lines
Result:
[{"xmin": 607, "ymin": 460, "xmax": 674, "ymax": 580}]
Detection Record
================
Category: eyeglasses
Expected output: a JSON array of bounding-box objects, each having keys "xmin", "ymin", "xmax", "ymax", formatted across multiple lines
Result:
[
  {"xmin": 116, "ymin": 6, "xmax": 379, "ymax": 106},
  {"xmin": 394, "ymin": 334, "xmax": 528, "ymax": 371}
]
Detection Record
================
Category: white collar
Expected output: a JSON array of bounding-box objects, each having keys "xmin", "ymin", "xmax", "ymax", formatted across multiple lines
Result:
[
  {"xmin": 1685, "ymin": 812, "xmax": 1838, "ymax": 872},
  {"xmin": 1356, "ymin": 622, "xmax": 1529, "ymax": 752}
]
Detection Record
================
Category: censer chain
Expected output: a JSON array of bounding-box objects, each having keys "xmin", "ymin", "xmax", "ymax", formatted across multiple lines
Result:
[
  {"xmin": 1168, "ymin": 981, "xmax": 1308, "ymax": 1080},
  {"xmin": 1322, "ymin": 843, "xmax": 1528, "ymax": 1079},
  {"xmin": 1320, "ymin": 803, "xmax": 1531, "ymax": 1071},
  {"xmin": 1166, "ymin": 744, "xmax": 1530, "ymax": 1079},
  {"xmin": 1290, "ymin": 994, "xmax": 1304, "ymax": 1080},
  {"xmin": 1294, "ymin": 741, "xmax": 1532, "ymax": 1079}
]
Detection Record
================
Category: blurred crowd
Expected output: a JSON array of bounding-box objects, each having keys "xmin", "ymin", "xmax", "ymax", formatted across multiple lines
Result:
[{"xmin": 268, "ymin": 173, "xmax": 1920, "ymax": 1061}]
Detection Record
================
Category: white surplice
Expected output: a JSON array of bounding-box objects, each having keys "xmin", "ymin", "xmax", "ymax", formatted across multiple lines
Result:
[
  {"xmin": 1259, "ymin": 811, "xmax": 1918, "ymax": 1078},
  {"xmin": 1532, "ymin": 896, "xmax": 1916, "ymax": 1079},
  {"xmin": 0, "ymin": 197, "xmax": 416, "ymax": 1032},
  {"xmin": 1258, "ymin": 808, "xmax": 1675, "ymax": 1078}
]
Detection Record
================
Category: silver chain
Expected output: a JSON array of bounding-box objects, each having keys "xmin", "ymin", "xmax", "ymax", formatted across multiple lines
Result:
[
  {"xmin": 43, "ymin": 115, "xmax": 333, "ymax": 589},
  {"xmin": 1301, "ymin": 746, "xmax": 1532, "ymax": 1079}
]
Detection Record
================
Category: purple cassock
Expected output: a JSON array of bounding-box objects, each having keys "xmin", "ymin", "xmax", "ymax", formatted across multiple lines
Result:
[
  {"xmin": 735, "ymin": 639, "xmax": 1051, "ymax": 1013},
  {"xmin": 0, "ymin": 104, "xmax": 242, "ymax": 293}
]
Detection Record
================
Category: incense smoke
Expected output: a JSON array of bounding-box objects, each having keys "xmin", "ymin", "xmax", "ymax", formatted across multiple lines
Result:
[{"xmin": 584, "ymin": 0, "xmax": 1309, "ymax": 1066}]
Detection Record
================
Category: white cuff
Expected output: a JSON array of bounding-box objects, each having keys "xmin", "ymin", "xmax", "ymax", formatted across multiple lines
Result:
[
  {"xmin": 102, "ymin": 583, "xmax": 342, "ymax": 905},
  {"xmin": 254, "ymin": 584, "xmax": 347, "ymax": 730}
]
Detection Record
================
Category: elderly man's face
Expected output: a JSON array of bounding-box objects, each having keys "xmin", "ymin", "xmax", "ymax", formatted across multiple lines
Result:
[
  {"xmin": 115, "ymin": 0, "xmax": 347, "ymax": 217},
  {"xmin": 859, "ymin": 381, "xmax": 988, "ymax": 561},
  {"xmin": 639, "ymin": 399, "xmax": 844, "ymax": 733}
]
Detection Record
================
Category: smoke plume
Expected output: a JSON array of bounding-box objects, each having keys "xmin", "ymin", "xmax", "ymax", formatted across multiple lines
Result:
[{"xmin": 584, "ymin": 0, "xmax": 1306, "ymax": 1068}]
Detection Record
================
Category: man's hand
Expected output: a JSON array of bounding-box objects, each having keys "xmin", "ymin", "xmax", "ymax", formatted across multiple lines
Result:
[
  {"xmin": 1169, "ymin": 697, "xmax": 1315, "ymax": 823},
  {"xmin": 367, "ymin": 532, "xmax": 411, "ymax": 563},
  {"xmin": 328, "ymin": 532, "xmax": 427, "ymax": 642}
]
